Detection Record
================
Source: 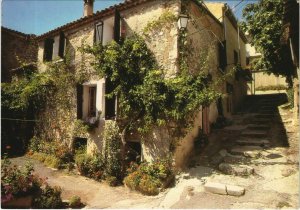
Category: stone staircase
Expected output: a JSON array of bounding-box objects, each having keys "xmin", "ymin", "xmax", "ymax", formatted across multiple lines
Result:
[{"xmin": 204, "ymin": 93, "xmax": 288, "ymax": 196}]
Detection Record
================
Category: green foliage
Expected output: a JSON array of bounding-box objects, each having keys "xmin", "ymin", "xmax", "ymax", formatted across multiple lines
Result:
[
  {"xmin": 103, "ymin": 121, "xmax": 122, "ymax": 179},
  {"xmin": 28, "ymin": 137, "xmax": 73, "ymax": 169},
  {"xmin": 124, "ymin": 160, "xmax": 174, "ymax": 195},
  {"xmin": 32, "ymin": 185, "xmax": 63, "ymax": 209},
  {"xmin": 75, "ymin": 153, "xmax": 105, "ymax": 181},
  {"xmin": 142, "ymin": 11, "xmax": 177, "ymax": 37},
  {"xmin": 106, "ymin": 176, "xmax": 119, "ymax": 187},
  {"xmin": 241, "ymin": 0, "xmax": 293, "ymax": 82},
  {"xmin": 69, "ymin": 195, "xmax": 82, "ymax": 208},
  {"xmin": 30, "ymin": 152, "xmax": 62, "ymax": 169},
  {"xmin": 81, "ymin": 34, "xmax": 221, "ymax": 138}
]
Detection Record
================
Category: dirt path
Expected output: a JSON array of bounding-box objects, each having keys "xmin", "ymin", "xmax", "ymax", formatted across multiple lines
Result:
[{"xmin": 9, "ymin": 157, "xmax": 164, "ymax": 208}]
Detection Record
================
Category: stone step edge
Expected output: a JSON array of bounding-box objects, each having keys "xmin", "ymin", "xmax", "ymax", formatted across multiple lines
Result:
[{"xmin": 204, "ymin": 182, "xmax": 245, "ymax": 196}]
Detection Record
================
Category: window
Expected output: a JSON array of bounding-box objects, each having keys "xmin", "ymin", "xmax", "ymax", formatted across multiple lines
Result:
[
  {"xmin": 234, "ymin": 50, "xmax": 238, "ymax": 65},
  {"xmin": 88, "ymin": 86, "xmax": 97, "ymax": 117},
  {"xmin": 43, "ymin": 38, "xmax": 54, "ymax": 62},
  {"xmin": 94, "ymin": 22, "xmax": 103, "ymax": 44}
]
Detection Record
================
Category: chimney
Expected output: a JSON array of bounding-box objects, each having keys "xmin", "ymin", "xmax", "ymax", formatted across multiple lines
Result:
[{"xmin": 83, "ymin": 0, "xmax": 94, "ymax": 17}]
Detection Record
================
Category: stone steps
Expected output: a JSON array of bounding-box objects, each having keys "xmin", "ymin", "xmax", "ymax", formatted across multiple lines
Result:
[
  {"xmin": 255, "ymin": 114, "xmax": 275, "ymax": 119},
  {"xmin": 247, "ymin": 124, "xmax": 270, "ymax": 130},
  {"xmin": 230, "ymin": 146, "xmax": 263, "ymax": 157},
  {"xmin": 241, "ymin": 130, "xmax": 268, "ymax": 138},
  {"xmin": 236, "ymin": 139, "xmax": 270, "ymax": 147},
  {"xmin": 219, "ymin": 163, "xmax": 254, "ymax": 176},
  {"xmin": 223, "ymin": 154, "xmax": 247, "ymax": 164}
]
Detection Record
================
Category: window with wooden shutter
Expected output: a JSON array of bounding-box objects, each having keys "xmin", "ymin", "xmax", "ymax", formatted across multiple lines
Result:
[
  {"xmin": 94, "ymin": 22, "xmax": 103, "ymax": 44},
  {"xmin": 43, "ymin": 38, "xmax": 54, "ymax": 62}
]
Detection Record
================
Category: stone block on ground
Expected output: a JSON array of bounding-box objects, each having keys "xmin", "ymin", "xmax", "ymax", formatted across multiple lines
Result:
[
  {"xmin": 204, "ymin": 182, "xmax": 227, "ymax": 195},
  {"xmin": 219, "ymin": 149, "xmax": 228, "ymax": 157},
  {"xmin": 226, "ymin": 185, "xmax": 245, "ymax": 196},
  {"xmin": 219, "ymin": 163, "xmax": 254, "ymax": 176}
]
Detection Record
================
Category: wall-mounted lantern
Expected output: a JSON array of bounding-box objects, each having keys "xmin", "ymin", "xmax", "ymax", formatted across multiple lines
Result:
[{"xmin": 177, "ymin": 14, "xmax": 189, "ymax": 30}]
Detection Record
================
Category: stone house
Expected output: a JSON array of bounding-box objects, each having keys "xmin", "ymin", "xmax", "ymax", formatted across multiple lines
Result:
[{"xmin": 35, "ymin": 0, "xmax": 248, "ymax": 168}]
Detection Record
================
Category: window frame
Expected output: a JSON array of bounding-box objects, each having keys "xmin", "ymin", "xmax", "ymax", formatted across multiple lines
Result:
[{"xmin": 94, "ymin": 22, "xmax": 104, "ymax": 45}]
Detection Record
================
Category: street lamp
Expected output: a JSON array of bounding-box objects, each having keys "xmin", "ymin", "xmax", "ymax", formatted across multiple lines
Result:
[{"xmin": 177, "ymin": 14, "xmax": 189, "ymax": 30}]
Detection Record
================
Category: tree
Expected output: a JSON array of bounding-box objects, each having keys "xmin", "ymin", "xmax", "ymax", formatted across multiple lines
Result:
[{"xmin": 241, "ymin": 0, "xmax": 294, "ymax": 85}]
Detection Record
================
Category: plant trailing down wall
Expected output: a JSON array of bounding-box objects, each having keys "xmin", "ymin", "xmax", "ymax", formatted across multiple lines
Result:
[{"xmin": 1, "ymin": 48, "xmax": 91, "ymax": 152}]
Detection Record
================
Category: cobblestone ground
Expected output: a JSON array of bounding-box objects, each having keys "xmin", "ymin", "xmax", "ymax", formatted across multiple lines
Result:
[{"xmin": 9, "ymin": 93, "xmax": 299, "ymax": 209}]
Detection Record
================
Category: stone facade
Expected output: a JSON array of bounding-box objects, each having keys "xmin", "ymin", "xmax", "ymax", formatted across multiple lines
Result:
[
  {"xmin": 35, "ymin": 0, "xmax": 248, "ymax": 168},
  {"xmin": 1, "ymin": 27, "xmax": 37, "ymax": 82}
]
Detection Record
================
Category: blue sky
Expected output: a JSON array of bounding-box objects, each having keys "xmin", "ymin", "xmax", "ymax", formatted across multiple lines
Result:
[{"xmin": 2, "ymin": 0, "xmax": 257, "ymax": 36}]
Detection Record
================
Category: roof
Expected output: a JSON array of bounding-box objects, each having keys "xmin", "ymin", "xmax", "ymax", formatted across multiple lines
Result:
[
  {"xmin": 1, "ymin": 26, "xmax": 36, "ymax": 40},
  {"xmin": 36, "ymin": 0, "xmax": 154, "ymax": 41}
]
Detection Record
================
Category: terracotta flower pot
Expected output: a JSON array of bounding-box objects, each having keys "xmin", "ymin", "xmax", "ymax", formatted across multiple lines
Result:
[{"xmin": 2, "ymin": 195, "xmax": 32, "ymax": 208}]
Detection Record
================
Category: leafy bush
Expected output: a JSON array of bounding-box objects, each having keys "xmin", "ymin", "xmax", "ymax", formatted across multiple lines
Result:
[
  {"xmin": 124, "ymin": 160, "xmax": 174, "ymax": 195},
  {"xmin": 75, "ymin": 153, "xmax": 105, "ymax": 181},
  {"xmin": 106, "ymin": 176, "xmax": 119, "ymax": 187},
  {"xmin": 30, "ymin": 152, "xmax": 62, "ymax": 169},
  {"xmin": 69, "ymin": 195, "xmax": 82, "ymax": 208},
  {"xmin": 32, "ymin": 185, "xmax": 63, "ymax": 209},
  {"xmin": 103, "ymin": 121, "xmax": 122, "ymax": 180},
  {"xmin": 1, "ymin": 159, "xmax": 44, "ymax": 204},
  {"xmin": 28, "ymin": 137, "xmax": 73, "ymax": 169}
]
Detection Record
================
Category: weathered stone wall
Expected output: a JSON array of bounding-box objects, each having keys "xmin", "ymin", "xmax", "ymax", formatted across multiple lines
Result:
[
  {"xmin": 1, "ymin": 28, "xmax": 37, "ymax": 82},
  {"xmin": 173, "ymin": 1, "xmax": 224, "ymax": 169},
  {"xmin": 122, "ymin": 0, "xmax": 180, "ymax": 78}
]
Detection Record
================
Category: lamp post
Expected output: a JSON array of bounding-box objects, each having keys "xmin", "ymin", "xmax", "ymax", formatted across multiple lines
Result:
[{"xmin": 177, "ymin": 14, "xmax": 189, "ymax": 30}]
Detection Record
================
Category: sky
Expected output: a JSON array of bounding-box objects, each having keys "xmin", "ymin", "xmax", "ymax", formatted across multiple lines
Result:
[{"xmin": 1, "ymin": 0, "xmax": 258, "ymax": 36}]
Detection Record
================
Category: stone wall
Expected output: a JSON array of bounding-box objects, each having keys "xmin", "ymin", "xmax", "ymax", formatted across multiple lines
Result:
[{"xmin": 1, "ymin": 28, "xmax": 37, "ymax": 82}]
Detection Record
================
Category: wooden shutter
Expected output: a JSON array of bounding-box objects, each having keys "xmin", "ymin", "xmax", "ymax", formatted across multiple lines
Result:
[
  {"xmin": 218, "ymin": 41, "xmax": 227, "ymax": 71},
  {"xmin": 43, "ymin": 38, "xmax": 54, "ymax": 62},
  {"xmin": 76, "ymin": 84, "xmax": 83, "ymax": 119},
  {"xmin": 105, "ymin": 78, "xmax": 116, "ymax": 119},
  {"xmin": 114, "ymin": 9, "xmax": 121, "ymax": 43},
  {"xmin": 58, "ymin": 31, "xmax": 65, "ymax": 58}
]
